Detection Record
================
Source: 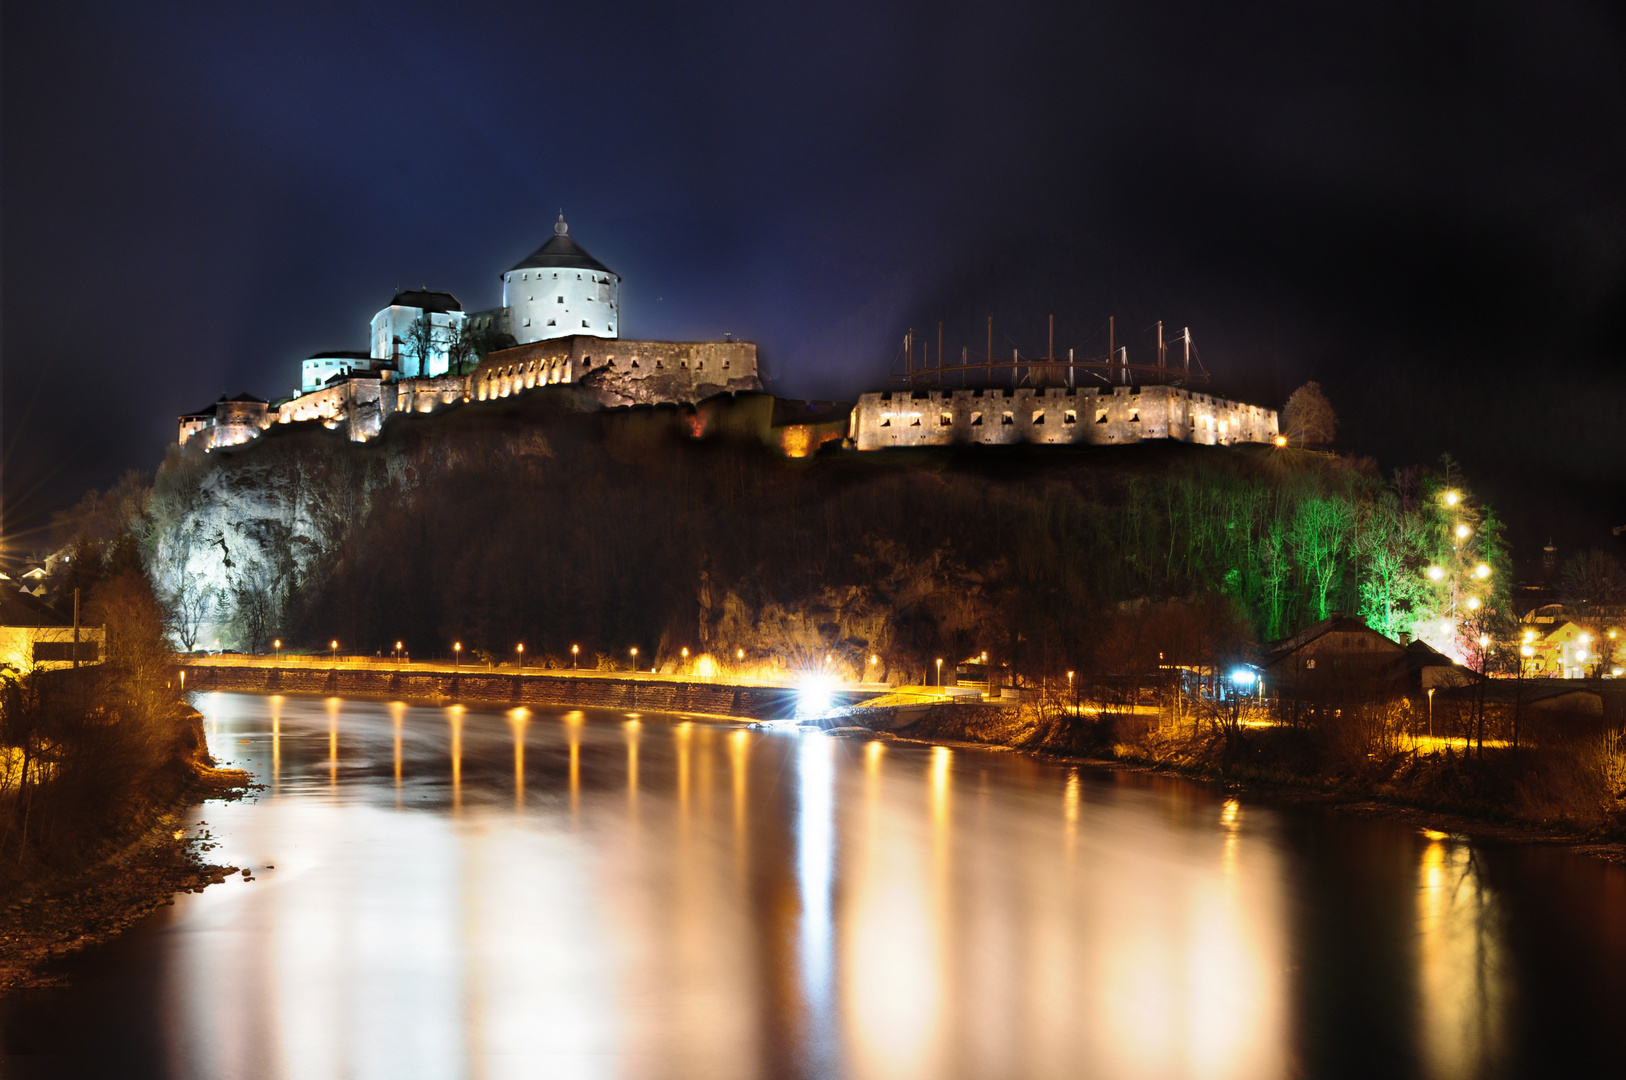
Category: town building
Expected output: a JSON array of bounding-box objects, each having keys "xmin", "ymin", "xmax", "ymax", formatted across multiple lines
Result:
[{"xmin": 0, "ymin": 589, "xmax": 103, "ymax": 673}]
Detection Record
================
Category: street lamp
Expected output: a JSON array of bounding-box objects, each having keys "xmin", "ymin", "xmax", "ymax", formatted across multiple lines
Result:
[
  {"xmin": 571, "ymin": 644, "xmax": 579, "ymax": 669},
  {"xmin": 1067, "ymin": 669, "xmax": 1075, "ymax": 713},
  {"xmin": 936, "ymin": 657, "xmax": 943, "ymax": 687},
  {"xmin": 395, "ymin": 640, "xmax": 404, "ymax": 665},
  {"xmin": 273, "ymin": 639, "xmax": 281, "ymax": 662},
  {"xmin": 517, "ymin": 643, "xmax": 524, "ymax": 672},
  {"xmin": 737, "ymin": 648, "xmax": 745, "ymax": 660},
  {"xmin": 330, "ymin": 639, "xmax": 339, "ymax": 663},
  {"xmin": 1443, "ymin": 490, "xmax": 1461, "ymax": 507},
  {"xmin": 631, "ymin": 646, "xmax": 639, "ymax": 672},
  {"xmin": 454, "ymin": 641, "xmax": 462, "ymax": 669}
]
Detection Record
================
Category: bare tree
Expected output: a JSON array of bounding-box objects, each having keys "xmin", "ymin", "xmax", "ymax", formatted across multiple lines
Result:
[
  {"xmin": 1283, "ymin": 382, "xmax": 1338, "ymax": 447},
  {"xmin": 401, "ymin": 312, "xmax": 440, "ymax": 377},
  {"xmin": 165, "ymin": 571, "xmax": 215, "ymax": 652},
  {"xmin": 1561, "ymin": 549, "xmax": 1626, "ymax": 606}
]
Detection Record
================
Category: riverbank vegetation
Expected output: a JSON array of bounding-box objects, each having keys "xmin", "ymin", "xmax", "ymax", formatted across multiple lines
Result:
[{"xmin": 0, "ymin": 532, "xmax": 226, "ymax": 897}]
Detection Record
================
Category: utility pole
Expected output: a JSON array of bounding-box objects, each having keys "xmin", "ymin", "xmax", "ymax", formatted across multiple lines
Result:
[
  {"xmin": 1183, "ymin": 327, "xmax": 1191, "ymax": 379},
  {"xmin": 987, "ymin": 316, "xmax": 993, "ymax": 387},
  {"xmin": 1157, "ymin": 320, "xmax": 1165, "ymax": 371}
]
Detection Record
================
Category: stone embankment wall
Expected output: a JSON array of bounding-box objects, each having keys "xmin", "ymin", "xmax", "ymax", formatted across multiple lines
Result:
[
  {"xmin": 183, "ymin": 664, "xmax": 864, "ymax": 720},
  {"xmin": 849, "ymin": 385, "xmax": 1278, "ymax": 451}
]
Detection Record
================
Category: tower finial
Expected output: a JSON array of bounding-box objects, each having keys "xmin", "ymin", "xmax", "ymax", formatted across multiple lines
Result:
[{"xmin": 555, "ymin": 211, "xmax": 568, "ymax": 236}]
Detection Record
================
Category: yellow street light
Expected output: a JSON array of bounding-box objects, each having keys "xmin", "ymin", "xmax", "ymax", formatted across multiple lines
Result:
[
  {"xmin": 330, "ymin": 639, "xmax": 339, "ymax": 663},
  {"xmin": 1521, "ymin": 645, "xmax": 1535, "ymax": 657},
  {"xmin": 1474, "ymin": 563, "xmax": 1491, "ymax": 579},
  {"xmin": 1443, "ymin": 491, "xmax": 1461, "ymax": 507},
  {"xmin": 273, "ymin": 639, "xmax": 282, "ymax": 662},
  {"xmin": 935, "ymin": 657, "xmax": 943, "ymax": 686},
  {"xmin": 571, "ymin": 643, "xmax": 579, "ymax": 668},
  {"xmin": 1427, "ymin": 566, "xmax": 1445, "ymax": 581},
  {"xmin": 1478, "ymin": 634, "xmax": 1490, "ymax": 648},
  {"xmin": 1467, "ymin": 597, "xmax": 1480, "ymax": 610},
  {"xmin": 517, "ymin": 643, "xmax": 525, "ymax": 672},
  {"xmin": 737, "ymin": 648, "xmax": 744, "ymax": 660},
  {"xmin": 454, "ymin": 641, "xmax": 462, "ymax": 669},
  {"xmin": 1455, "ymin": 524, "xmax": 1472, "ymax": 540},
  {"xmin": 1523, "ymin": 629, "xmax": 1537, "ymax": 643},
  {"xmin": 1273, "ymin": 434, "xmax": 1288, "ymax": 448}
]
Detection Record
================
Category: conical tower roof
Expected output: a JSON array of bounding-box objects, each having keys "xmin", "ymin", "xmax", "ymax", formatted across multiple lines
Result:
[{"xmin": 507, "ymin": 214, "xmax": 614, "ymax": 275}]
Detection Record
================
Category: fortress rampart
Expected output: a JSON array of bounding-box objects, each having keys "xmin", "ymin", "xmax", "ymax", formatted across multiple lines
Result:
[
  {"xmin": 473, "ymin": 337, "xmax": 761, "ymax": 407},
  {"xmin": 849, "ymin": 385, "xmax": 1278, "ymax": 451}
]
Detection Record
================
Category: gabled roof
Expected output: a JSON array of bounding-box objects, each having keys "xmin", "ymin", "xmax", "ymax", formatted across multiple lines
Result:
[
  {"xmin": 388, "ymin": 289, "xmax": 463, "ymax": 314},
  {"xmin": 507, "ymin": 215, "xmax": 614, "ymax": 275},
  {"xmin": 0, "ymin": 587, "xmax": 71, "ymax": 628},
  {"xmin": 1261, "ymin": 614, "xmax": 1399, "ymax": 667}
]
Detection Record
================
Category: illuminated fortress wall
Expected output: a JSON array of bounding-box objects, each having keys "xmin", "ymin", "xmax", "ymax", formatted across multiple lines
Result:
[
  {"xmin": 473, "ymin": 337, "xmax": 761, "ymax": 408},
  {"xmin": 849, "ymin": 385, "xmax": 1278, "ymax": 451}
]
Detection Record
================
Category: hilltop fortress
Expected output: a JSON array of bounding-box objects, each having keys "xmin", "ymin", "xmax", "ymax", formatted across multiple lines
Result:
[{"xmin": 176, "ymin": 216, "xmax": 1277, "ymax": 455}]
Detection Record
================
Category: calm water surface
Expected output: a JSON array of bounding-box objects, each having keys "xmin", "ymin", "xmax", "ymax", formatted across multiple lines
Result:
[{"xmin": 3, "ymin": 692, "xmax": 1624, "ymax": 1079}]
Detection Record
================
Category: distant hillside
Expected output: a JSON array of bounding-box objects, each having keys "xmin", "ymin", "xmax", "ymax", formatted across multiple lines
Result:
[{"xmin": 143, "ymin": 393, "xmax": 1505, "ymax": 682}]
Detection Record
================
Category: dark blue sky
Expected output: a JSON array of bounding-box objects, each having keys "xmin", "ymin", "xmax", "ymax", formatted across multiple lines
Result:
[{"xmin": 4, "ymin": 0, "xmax": 1624, "ymax": 554}]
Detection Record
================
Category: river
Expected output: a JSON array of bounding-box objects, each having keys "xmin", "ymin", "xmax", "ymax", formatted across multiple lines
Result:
[{"xmin": 2, "ymin": 691, "xmax": 1623, "ymax": 1079}]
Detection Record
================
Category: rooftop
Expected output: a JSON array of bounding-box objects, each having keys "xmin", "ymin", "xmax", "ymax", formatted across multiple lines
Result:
[
  {"xmin": 507, "ymin": 215, "xmax": 614, "ymax": 275},
  {"xmin": 389, "ymin": 289, "xmax": 463, "ymax": 314}
]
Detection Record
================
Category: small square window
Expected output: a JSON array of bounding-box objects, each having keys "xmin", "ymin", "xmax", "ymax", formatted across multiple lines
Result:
[
  {"xmin": 557, "ymin": 296, "xmax": 564, "ymax": 303},
  {"xmin": 1129, "ymin": 410, "xmax": 1140, "ymax": 423},
  {"xmin": 971, "ymin": 411, "xmax": 983, "ymax": 426},
  {"xmin": 582, "ymin": 320, "xmax": 589, "ymax": 327},
  {"xmin": 910, "ymin": 416, "xmax": 921, "ymax": 427},
  {"xmin": 1095, "ymin": 410, "xmax": 1109, "ymax": 423},
  {"xmin": 940, "ymin": 412, "xmax": 952, "ymax": 426},
  {"xmin": 546, "ymin": 319, "xmax": 555, "ymax": 326},
  {"xmin": 523, "ymin": 318, "xmax": 531, "ymax": 327},
  {"xmin": 1032, "ymin": 411, "xmax": 1045, "ymax": 425},
  {"xmin": 1064, "ymin": 410, "xmax": 1077, "ymax": 424},
  {"xmin": 880, "ymin": 417, "xmax": 891, "ymax": 428},
  {"xmin": 1002, "ymin": 412, "xmax": 1014, "ymax": 426}
]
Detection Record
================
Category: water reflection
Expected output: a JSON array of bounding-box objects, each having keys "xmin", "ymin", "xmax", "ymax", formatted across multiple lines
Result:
[
  {"xmin": 4, "ymin": 692, "xmax": 1624, "ymax": 1079},
  {"xmin": 1417, "ymin": 835, "xmax": 1507, "ymax": 1078}
]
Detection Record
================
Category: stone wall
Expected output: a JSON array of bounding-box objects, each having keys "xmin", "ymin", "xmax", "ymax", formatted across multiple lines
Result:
[
  {"xmin": 849, "ymin": 385, "xmax": 1278, "ymax": 451},
  {"xmin": 473, "ymin": 336, "xmax": 762, "ymax": 408},
  {"xmin": 182, "ymin": 663, "xmax": 870, "ymax": 719}
]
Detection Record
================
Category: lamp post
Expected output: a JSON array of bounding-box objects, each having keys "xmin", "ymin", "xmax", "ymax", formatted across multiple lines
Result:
[
  {"xmin": 936, "ymin": 657, "xmax": 943, "ymax": 688},
  {"xmin": 454, "ymin": 641, "xmax": 462, "ymax": 669},
  {"xmin": 395, "ymin": 641, "xmax": 403, "ymax": 666},
  {"xmin": 681, "ymin": 647, "xmax": 689, "ymax": 670},
  {"xmin": 571, "ymin": 644, "xmax": 579, "ymax": 669},
  {"xmin": 517, "ymin": 643, "xmax": 524, "ymax": 672},
  {"xmin": 868, "ymin": 654, "xmax": 878, "ymax": 684},
  {"xmin": 273, "ymin": 639, "xmax": 281, "ymax": 663},
  {"xmin": 1426, "ymin": 687, "xmax": 1435, "ymax": 740},
  {"xmin": 1067, "ymin": 669, "xmax": 1075, "ymax": 713},
  {"xmin": 330, "ymin": 639, "xmax": 339, "ymax": 664},
  {"xmin": 631, "ymin": 647, "xmax": 639, "ymax": 672}
]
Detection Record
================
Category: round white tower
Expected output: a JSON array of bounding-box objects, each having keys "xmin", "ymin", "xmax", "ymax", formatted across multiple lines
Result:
[{"xmin": 502, "ymin": 214, "xmax": 619, "ymax": 344}]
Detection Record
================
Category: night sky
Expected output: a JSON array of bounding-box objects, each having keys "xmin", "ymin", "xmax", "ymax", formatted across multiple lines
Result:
[{"xmin": 4, "ymin": 1, "xmax": 1624, "ymax": 560}]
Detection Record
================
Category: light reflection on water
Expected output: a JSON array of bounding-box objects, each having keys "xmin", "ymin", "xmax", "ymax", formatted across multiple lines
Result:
[{"xmin": 4, "ymin": 692, "xmax": 1625, "ymax": 1078}]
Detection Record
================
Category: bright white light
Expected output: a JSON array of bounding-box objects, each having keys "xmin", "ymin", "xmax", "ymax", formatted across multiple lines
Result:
[
  {"xmin": 796, "ymin": 675, "xmax": 837, "ymax": 720},
  {"xmin": 1521, "ymin": 646, "xmax": 1534, "ymax": 657},
  {"xmin": 1467, "ymin": 597, "xmax": 1480, "ymax": 610},
  {"xmin": 1576, "ymin": 649, "xmax": 1588, "ymax": 662},
  {"xmin": 1231, "ymin": 668, "xmax": 1256, "ymax": 687},
  {"xmin": 1427, "ymin": 566, "xmax": 1446, "ymax": 581},
  {"xmin": 1444, "ymin": 491, "xmax": 1461, "ymax": 506},
  {"xmin": 1613, "ymin": 667, "xmax": 1624, "ymax": 677},
  {"xmin": 1474, "ymin": 564, "xmax": 1491, "ymax": 579},
  {"xmin": 1456, "ymin": 524, "xmax": 1472, "ymax": 540}
]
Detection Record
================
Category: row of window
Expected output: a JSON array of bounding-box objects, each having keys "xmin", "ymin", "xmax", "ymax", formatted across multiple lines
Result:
[
  {"xmin": 508, "ymin": 272, "xmax": 611, "ymax": 283},
  {"xmin": 878, "ymin": 408, "xmax": 1138, "ymax": 428}
]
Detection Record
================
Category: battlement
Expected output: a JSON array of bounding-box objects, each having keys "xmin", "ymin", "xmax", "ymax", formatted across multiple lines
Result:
[{"xmin": 848, "ymin": 385, "xmax": 1277, "ymax": 451}]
